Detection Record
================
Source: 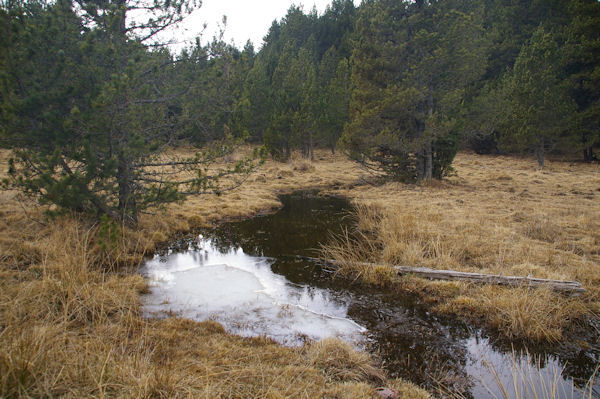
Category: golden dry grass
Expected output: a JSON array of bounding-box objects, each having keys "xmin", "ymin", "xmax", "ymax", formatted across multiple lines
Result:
[
  {"xmin": 324, "ymin": 153, "xmax": 600, "ymax": 342},
  {"xmin": 118, "ymin": 147, "xmax": 369, "ymax": 262},
  {"xmin": 476, "ymin": 350, "xmax": 599, "ymax": 399},
  {"xmin": 1, "ymin": 148, "xmax": 433, "ymax": 398},
  {"xmin": 153, "ymin": 147, "xmax": 365, "ymax": 226},
  {"xmin": 2, "ymin": 145, "xmax": 599, "ymax": 396}
]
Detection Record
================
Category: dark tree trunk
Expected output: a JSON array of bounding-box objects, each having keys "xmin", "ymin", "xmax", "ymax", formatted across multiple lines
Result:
[
  {"xmin": 309, "ymin": 131, "xmax": 314, "ymax": 161},
  {"xmin": 424, "ymin": 91, "xmax": 433, "ymax": 180},
  {"xmin": 425, "ymin": 140, "xmax": 433, "ymax": 180},
  {"xmin": 583, "ymin": 147, "xmax": 596, "ymax": 162},
  {"xmin": 415, "ymin": 116, "xmax": 427, "ymax": 182},
  {"xmin": 536, "ymin": 139, "xmax": 545, "ymax": 168},
  {"xmin": 114, "ymin": 0, "xmax": 136, "ymax": 224},
  {"xmin": 116, "ymin": 0, "xmax": 128, "ymax": 36},
  {"xmin": 117, "ymin": 153, "xmax": 137, "ymax": 224},
  {"xmin": 582, "ymin": 131, "xmax": 596, "ymax": 162},
  {"xmin": 417, "ymin": 150, "xmax": 425, "ymax": 181}
]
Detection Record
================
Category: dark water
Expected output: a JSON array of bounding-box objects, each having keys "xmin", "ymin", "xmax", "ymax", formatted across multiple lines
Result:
[{"xmin": 143, "ymin": 191, "xmax": 600, "ymax": 398}]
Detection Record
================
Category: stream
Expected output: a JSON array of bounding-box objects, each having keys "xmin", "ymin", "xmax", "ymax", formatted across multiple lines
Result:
[{"xmin": 142, "ymin": 190, "xmax": 599, "ymax": 398}]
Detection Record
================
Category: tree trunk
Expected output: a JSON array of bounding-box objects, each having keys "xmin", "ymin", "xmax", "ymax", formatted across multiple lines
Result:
[
  {"xmin": 117, "ymin": 153, "xmax": 137, "ymax": 224},
  {"xmin": 536, "ymin": 139, "xmax": 545, "ymax": 168},
  {"xmin": 583, "ymin": 147, "xmax": 596, "ymax": 162},
  {"xmin": 417, "ymin": 150, "xmax": 425, "ymax": 181},
  {"xmin": 309, "ymin": 131, "xmax": 314, "ymax": 161},
  {"xmin": 424, "ymin": 91, "xmax": 433, "ymax": 180},
  {"xmin": 416, "ymin": 119, "xmax": 426, "ymax": 182},
  {"xmin": 303, "ymin": 257, "xmax": 585, "ymax": 295},
  {"xmin": 116, "ymin": 0, "xmax": 128, "ymax": 37},
  {"xmin": 425, "ymin": 140, "xmax": 433, "ymax": 180}
]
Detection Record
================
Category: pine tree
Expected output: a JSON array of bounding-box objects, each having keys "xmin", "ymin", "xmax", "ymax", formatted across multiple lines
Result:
[
  {"xmin": 264, "ymin": 41, "xmax": 300, "ymax": 159},
  {"xmin": 343, "ymin": 0, "xmax": 486, "ymax": 181},
  {"xmin": 501, "ymin": 26, "xmax": 577, "ymax": 167},
  {"xmin": 1, "ymin": 0, "xmax": 255, "ymax": 224},
  {"xmin": 564, "ymin": 0, "xmax": 600, "ymax": 161},
  {"xmin": 319, "ymin": 55, "xmax": 350, "ymax": 153},
  {"xmin": 239, "ymin": 50, "xmax": 273, "ymax": 143}
]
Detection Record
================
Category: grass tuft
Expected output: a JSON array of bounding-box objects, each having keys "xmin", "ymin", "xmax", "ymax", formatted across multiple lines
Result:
[
  {"xmin": 322, "ymin": 152, "xmax": 600, "ymax": 342},
  {"xmin": 483, "ymin": 351, "xmax": 598, "ymax": 399},
  {"xmin": 305, "ymin": 338, "xmax": 386, "ymax": 383}
]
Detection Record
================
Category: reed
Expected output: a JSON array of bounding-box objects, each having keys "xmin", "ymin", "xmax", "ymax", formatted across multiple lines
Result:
[{"xmin": 481, "ymin": 351, "xmax": 598, "ymax": 399}]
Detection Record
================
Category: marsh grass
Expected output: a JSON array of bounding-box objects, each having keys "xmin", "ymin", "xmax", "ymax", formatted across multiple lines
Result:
[
  {"xmin": 323, "ymin": 153, "xmax": 600, "ymax": 342},
  {"xmin": 482, "ymin": 352, "xmax": 599, "ymax": 399},
  {"xmin": 1, "ymin": 148, "xmax": 432, "ymax": 398},
  {"xmin": 437, "ymin": 351, "xmax": 598, "ymax": 399},
  {"xmin": 2, "ymin": 147, "xmax": 599, "ymax": 396},
  {"xmin": 0, "ymin": 211, "xmax": 419, "ymax": 398}
]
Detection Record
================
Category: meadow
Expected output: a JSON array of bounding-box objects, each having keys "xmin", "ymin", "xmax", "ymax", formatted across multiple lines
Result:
[
  {"xmin": 1, "ymin": 147, "xmax": 598, "ymax": 397},
  {"xmin": 0, "ymin": 148, "xmax": 428, "ymax": 398},
  {"xmin": 326, "ymin": 153, "xmax": 600, "ymax": 343}
]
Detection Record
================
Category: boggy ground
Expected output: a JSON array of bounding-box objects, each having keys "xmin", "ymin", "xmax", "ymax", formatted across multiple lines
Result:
[
  {"xmin": 325, "ymin": 153, "xmax": 600, "ymax": 344},
  {"xmin": 1, "ymin": 147, "xmax": 599, "ymax": 397},
  {"xmin": 0, "ymin": 148, "xmax": 427, "ymax": 398}
]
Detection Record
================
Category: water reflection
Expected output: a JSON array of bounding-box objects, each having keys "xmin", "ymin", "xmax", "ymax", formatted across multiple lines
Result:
[
  {"xmin": 142, "ymin": 191, "xmax": 599, "ymax": 398},
  {"xmin": 142, "ymin": 235, "xmax": 366, "ymax": 346}
]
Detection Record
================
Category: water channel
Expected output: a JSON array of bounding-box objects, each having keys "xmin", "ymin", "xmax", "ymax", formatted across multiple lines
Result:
[{"xmin": 142, "ymin": 191, "xmax": 599, "ymax": 398}]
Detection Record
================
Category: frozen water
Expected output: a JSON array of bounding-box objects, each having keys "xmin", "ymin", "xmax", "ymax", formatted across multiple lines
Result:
[{"xmin": 141, "ymin": 235, "xmax": 365, "ymax": 345}]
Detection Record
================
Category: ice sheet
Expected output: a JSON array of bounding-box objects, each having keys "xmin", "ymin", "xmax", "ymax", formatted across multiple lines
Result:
[{"xmin": 142, "ymin": 236, "xmax": 365, "ymax": 345}]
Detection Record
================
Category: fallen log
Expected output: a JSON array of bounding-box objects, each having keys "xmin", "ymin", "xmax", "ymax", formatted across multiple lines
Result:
[{"xmin": 300, "ymin": 256, "xmax": 586, "ymax": 295}]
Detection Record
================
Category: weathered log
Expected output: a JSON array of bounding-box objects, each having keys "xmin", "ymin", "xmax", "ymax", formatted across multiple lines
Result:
[
  {"xmin": 392, "ymin": 265, "xmax": 586, "ymax": 295},
  {"xmin": 301, "ymin": 256, "xmax": 586, "ymax": 295}
]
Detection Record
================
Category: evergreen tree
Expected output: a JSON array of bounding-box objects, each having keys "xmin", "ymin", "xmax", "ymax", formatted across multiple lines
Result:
[
  {"xmin": 264, "ymin": 41, "xmax": 300, "ymax": 159},
  {"xmin": 243, "ymin": 3, "xmax": 357, "ymax": 159},
  {"xmin": 181, "ymin": 29, "xmax": 254, "ymax": 144},
  {"xmin": 343, "ymin": 0, "xmax": 486, "ymax": 181},
  {"xmin": 317, "ymin": 0, "xmax": 356, "ymax": 59},
  {"xmin": 501, "ymin": 26, "xmax": 577, "ymax": 167},
  {"xmin": 294, "ymin": 38, "xmax": 320, "ymax": 159},
  {"xmin": 239, "ymin": 46, "xmax": 273, "ymax": 143},
  {"xmin": 319, "ymin": 55, "xmax": 350, "ymax": 153},
  {"xmin": 230, "ymin": 40, "xmax": 256, "ymax": 140},
  {"xmin": 1, "ymin": 0, "xmax": 255, "ymax": 224},
  {"xmin": 481, "ymin": 0, "xmax": 570, "ymax": 80},
  {"xmin": 563, "ymin": 0, "xmax": 600, "ymax": 161}
]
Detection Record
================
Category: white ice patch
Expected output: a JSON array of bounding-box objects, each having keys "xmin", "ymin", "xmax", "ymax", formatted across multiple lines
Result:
[{"xmin": 141, "ymin": 236, "xmax": 365, "ymax": 346}]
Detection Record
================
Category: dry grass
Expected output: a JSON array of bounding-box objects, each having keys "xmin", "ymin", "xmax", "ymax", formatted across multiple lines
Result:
[
  {"xmin": 439, "ymin": 351, "xmax": 598, "ymax": 399},
  {"xmin": 2, "ymin": 146, "xmax": 599, "ymax": 396},
  {"xmin": 483, "ymin": 351, "xmax": 598, "ymax": 399},
  {"xmin": 305, "ymin": 338, "xmax": 385, "ymax": 383},
  {"xmin": 134, "ymin": 147, "xmax": 367, "ymax": 248},
  {"xmin": 324, "ymin": 153, "xmax": 600, "ymax": 342},
  {"xmin": 1, "ymin": 148, "xmax": 433, "ymax": 398}
]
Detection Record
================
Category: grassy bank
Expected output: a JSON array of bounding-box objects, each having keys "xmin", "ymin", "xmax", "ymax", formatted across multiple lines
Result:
[
  {"xmin": 2, "ymin": 147, "xmax": 599, "ymax": 397},
  {"xmin": 324, "ymin": 153, "xmax": 600, "ymax": 343},
  {"xmin": 1, "ymin": 148, "xmax": 432, "ymax": 398}
]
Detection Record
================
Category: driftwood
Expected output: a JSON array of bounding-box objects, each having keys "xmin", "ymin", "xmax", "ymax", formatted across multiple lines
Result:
[{"xmin": 301, "ymin": 257, "xmax": 586, "ymax": 296}]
